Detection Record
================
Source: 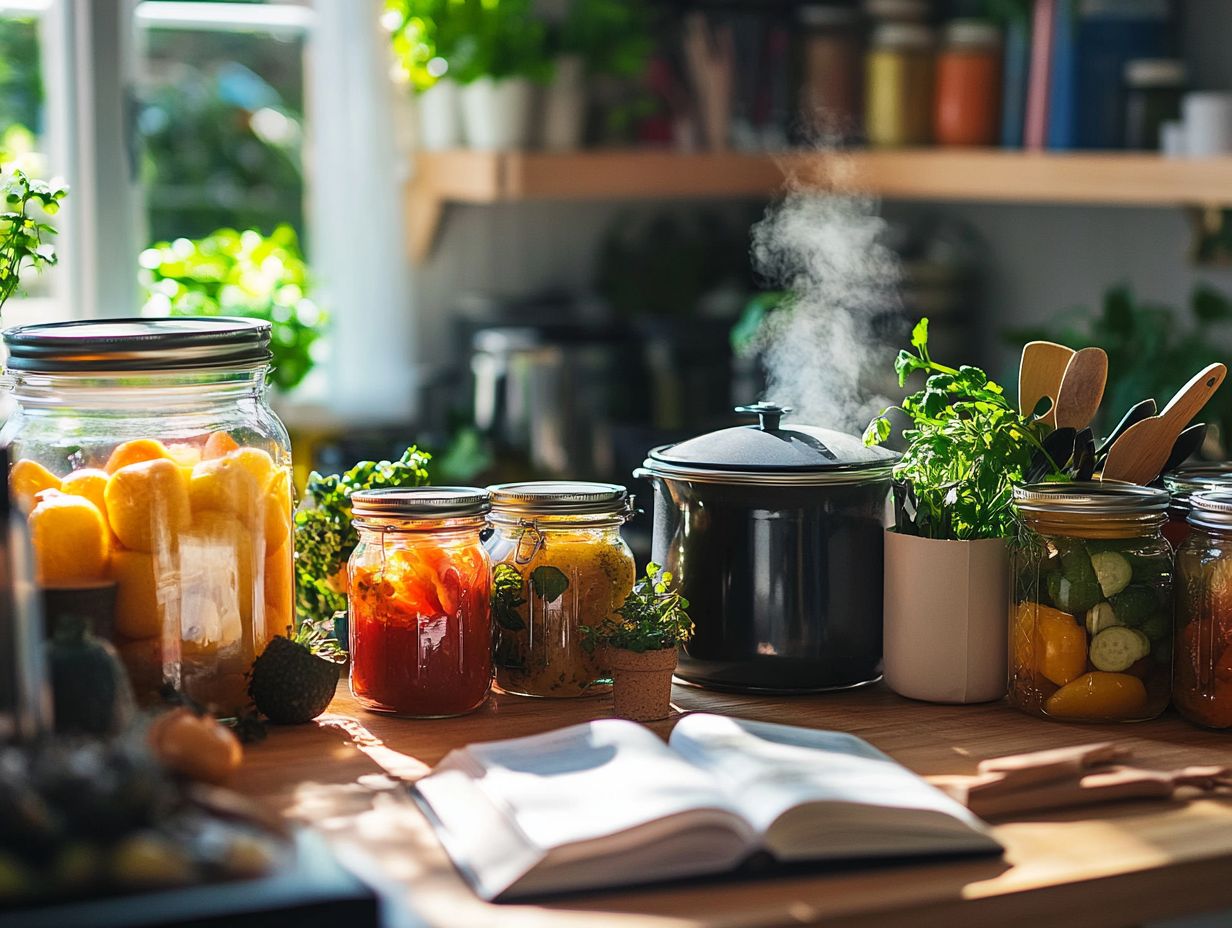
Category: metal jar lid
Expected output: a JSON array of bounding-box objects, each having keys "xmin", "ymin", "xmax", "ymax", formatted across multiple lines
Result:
[
  {"xmin": 641, "ymin": 402, "xmax": 897, "ymax": 487},
  {"xmin": 1187, "ymin": 490, "xmax": 1232, "ymax": 532},
  {"xmin": 487, "ymin": 481, "xmax": 630, "ymax": 516},
  {"xmin": 351, "ymin": 487, "xmax": 490, "ymax": 521},
  {"xmin": 3, "ymin": 317, "xmax": 273, "ymax": 373},
  {"xmin": 1013, "ymin": 481, "xmax": 1170, "ymax": 515},
  {"xmin": 1164, "ymin": 463, "xmax": 1232, "ymax": 508}
]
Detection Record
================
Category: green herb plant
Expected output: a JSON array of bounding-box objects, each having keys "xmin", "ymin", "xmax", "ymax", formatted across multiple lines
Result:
[
  {"xmin": 581, "ymin": 563, "xmax": 693, "ymax": 654},
  {"xmin": 294, "ymin": 447, "xmax": 432, "ymax": 622},
  {"xmin": 1, "ymin": 165, "xmax": 66, "ymax": 313},
  {"xmin": 138, "ymin": 225, "xmax": 325, "ymax": 392},
  {"xmin": 555, "ymin": 0, "xmax": 651, "ymax": 78},
  {"xmin": 865, "ymin": 318, "xmax": 1061, "ymax": 541}
]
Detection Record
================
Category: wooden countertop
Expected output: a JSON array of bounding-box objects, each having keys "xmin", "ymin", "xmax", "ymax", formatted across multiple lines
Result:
[{"xmin": 238, "ymin": 680, "xmax": 1232, "ymax": 928}]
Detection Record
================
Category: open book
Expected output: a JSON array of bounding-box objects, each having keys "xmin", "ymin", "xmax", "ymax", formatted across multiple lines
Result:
[{"xmin": 412, "ymin": 713, "xmax": 1002, "ymax": 900}]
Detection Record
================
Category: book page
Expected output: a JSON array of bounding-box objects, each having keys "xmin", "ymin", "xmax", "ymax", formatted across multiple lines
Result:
[
  {"xmin": 668, "ymin": 714, "xmax": 993, "ymax": 842},
  {"xmin": 417, "ymin": 718, "xmax": 756, "ymax": 898}
]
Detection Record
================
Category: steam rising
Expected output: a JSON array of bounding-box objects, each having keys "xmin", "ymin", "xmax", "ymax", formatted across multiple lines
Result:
[{"xmin": 749, "ymin": 159, "xmax": 901, "ymax": 433}]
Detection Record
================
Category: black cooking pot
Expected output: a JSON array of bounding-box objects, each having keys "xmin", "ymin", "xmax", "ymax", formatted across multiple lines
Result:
[{"xmin": 635, "ymin": 403, "xmax": 897, "ymax": 693}]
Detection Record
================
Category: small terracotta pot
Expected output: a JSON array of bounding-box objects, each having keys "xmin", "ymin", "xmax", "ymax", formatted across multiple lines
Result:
[{"xmin": 607, "ymin": 647, "xmax": 678, "ymax": 722}]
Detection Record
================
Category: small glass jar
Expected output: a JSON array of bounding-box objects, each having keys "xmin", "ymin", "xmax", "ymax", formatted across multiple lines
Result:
[
  {"xmin": 933, "ymin": 20, "xmax": 1001, "ymax": 146},
  {"xmin": 487, "ymin": 482, "xmax": 636, "ymax": 698},
  {"xmin": 1163, "ymin": 464, "xmax": 1232, "ymax": 549},
  {"xmin": 1009, "ymin": 482, "xmax": 1172, "ymax": 723},
  {"xmin": 865, "ymin": 22, "xmax": 935, "ymax": 148},
  {"xmin": 798, "ymin": 5, "xmax": 863, "ymax": 141},
  {"xmin": 2, "ymin": 318, "xmax": 293, "ymax": 716},
  {"xmin": 1173, "ymin": 490, "xmax": 1232, "ymax": 729},
  {"xmin": 348, "ymin": 487, "xmax": 492, "ymax": 718},
  {"xmin": 1124, "ymin": 58, "xmax": 1185, "ymax": 151}
]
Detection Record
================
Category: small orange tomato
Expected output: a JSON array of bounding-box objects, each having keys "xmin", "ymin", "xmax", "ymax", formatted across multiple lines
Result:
[{"xmin": 148, "ymin": 708, "xmax": 242, "ymax": 784}]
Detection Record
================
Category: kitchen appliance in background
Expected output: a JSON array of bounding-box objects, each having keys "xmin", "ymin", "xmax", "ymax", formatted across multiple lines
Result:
[{"xmin": 637, "ymin": 403, "xmax": 897, "ymax": 693}]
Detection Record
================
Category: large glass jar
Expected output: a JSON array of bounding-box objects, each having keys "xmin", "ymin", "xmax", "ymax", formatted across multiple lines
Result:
[
  {"xmin": 1163, "ymin": 464, "xmax": 1232, "ymax": 549},
  {"xmin": 1009, "ymin": 482, "xmax": 1172, "ymax": 723},
  {"xmin": 348, "ymin": 487, "xmax": 492, "ymax": 718},
  {"xmin": 2, "ymin": 319, "xmax": 293, "ymax": 715},
  {"xmin": 487, "ymin": 482, "xmax": 636, "ymax": 698},
  {"xmin": 1174, "ymin": 490, "xmax": 1232, "ymax": 729}
]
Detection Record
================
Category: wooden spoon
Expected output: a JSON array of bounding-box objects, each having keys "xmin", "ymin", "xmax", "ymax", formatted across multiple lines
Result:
[
  {"xmin": 1053, "ymin": 347, "xmax": 1108, "ymax": 431},
  {"xmin": 1019, "ymin": 341, "xmax": 1075, "ymax": 426},
  {"xmin": 1102, "ymin": 364, "xmax": 1228, "ymax": 485}
]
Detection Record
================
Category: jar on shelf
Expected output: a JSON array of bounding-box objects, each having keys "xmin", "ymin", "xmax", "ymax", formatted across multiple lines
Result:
[
  {"xmin": 865, "ymin": 22, "xmax": 935, "ymax": 148},
  {"xmin": 2, "ymin": 318, "xmax": 293, "ymax": 715},
  {"xmin": 1163, "ymin": 463, "xmax": 1232, "ymax": 549},
  {"xmin": 1009, "ymin": 482, "xmax": 1172, "ymax": 723},
  {"xmin": 347, "ymin": 487, "xmax": 492, "ymax": 718},
  {"xmin": 1124, "ymin": 58, "xmax": 1185, "ymax": 151},
  {"xmin": 933, "ymin": 20, "xmax": 1001, "ymax": 146},
  {"xmin": 798, "ymin": 4, "xmax": 863, "ymax": 141},
  {"xmin": 486, "ymin": 482, "xmax": 636, "ymax": 698}
]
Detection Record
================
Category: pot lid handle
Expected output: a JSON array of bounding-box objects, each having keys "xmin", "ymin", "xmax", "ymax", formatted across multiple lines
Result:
[{"xmin": 735, "ymin": 402, "xmax": 792, "ymax": 433}]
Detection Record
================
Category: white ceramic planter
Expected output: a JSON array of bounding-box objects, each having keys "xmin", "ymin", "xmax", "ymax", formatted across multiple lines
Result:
[
  {"xmin": 460, "ymin": 77, "xmax": 535, "ymax": 150},
  {"xmin": 417, "ymin": 78, "xmax": 463, "ymax": 151},
  {"xmin": 883, "ymin": 532, "xmax": 1008, "ymax": 704},
  {"xmin": 542, "ymin": 56, "xmax": 586, "ymax": 151}
]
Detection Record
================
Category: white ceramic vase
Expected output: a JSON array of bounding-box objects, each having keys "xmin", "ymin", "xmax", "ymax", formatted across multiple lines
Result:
[
  {"xmin": 542, "ymin": 56, "xmax": 586, "ymax": 151},
  {"xmin": 416, "ymin": 78, "xmax": 463, "ymax": 151},
  {"xmin": 883, "ymin": 532, "xmax": 1009, "ymax": 704},
  {"xmin": 460, "ymin": 77, "xmax": 535, "ymax": 150}
]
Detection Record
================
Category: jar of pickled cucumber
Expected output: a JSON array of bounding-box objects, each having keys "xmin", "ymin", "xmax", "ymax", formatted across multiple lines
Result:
[
  {"xmin": 1174, "ymin": 490, "xmax": 1232, "ymax": 729},
  {"xmin": 1163, "ymin": 464, "xmax": 1232, "ymax": 549},
  {"xmin": 1009, "ymin": 482, "xmax": 1172, "ymax": 722},
  {"xmin": 486, "ymin": 482, "xmax": 636, "ymax": 698},
  {"xmin": 2, "ymin": 319, "xmax": 293, "ymax": 715}
]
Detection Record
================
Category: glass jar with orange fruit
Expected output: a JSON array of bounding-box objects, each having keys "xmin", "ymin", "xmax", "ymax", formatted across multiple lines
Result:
[
  {"xmin": 347, "ymin": 487, "xmax": 493, "ymax": 718},
  {"xmin": 1009, "ymin": 482, "xmax": 1173, "ymax": 723},
  {"xmin": 2, "ymin": 318, "xmax": 294, "ymax": 716}
]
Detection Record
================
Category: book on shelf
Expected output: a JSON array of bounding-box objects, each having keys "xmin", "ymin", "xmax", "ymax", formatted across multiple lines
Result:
[{"xmin": 413, "ymin": 713, "xmax": 1002, "ymax": 901}]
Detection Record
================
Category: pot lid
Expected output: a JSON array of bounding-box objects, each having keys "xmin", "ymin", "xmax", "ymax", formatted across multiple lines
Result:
[{"xmin": 648, "ymin": 403, "xmax": 898, "ymax": 475}]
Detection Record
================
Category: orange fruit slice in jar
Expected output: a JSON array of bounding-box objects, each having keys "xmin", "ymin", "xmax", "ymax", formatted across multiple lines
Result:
[
  {"xmin": 104, "ymin": 458, "xmax": 192, "ymax": 553},
  {"xmin": 110, "ymin": 548, "xmax": 165, "ymax": 640},
  {"xmin": 105, "ymin": 438, "xmax": 174, "ymax": 474},
  {"xmin": 202, "ymin": 430, "xmax": 240, "ymax": 460},
  {"xmin": 29, "ymin": 491, "xmax": 110, "ymax": 584},
  {"xmin": 60, "ymin": 468, "xmax": 112, "ymax": 529},
  {"xmin": 264, "ymin": 540, "xmax": 294, "ymax": 641},
  {"xmin": 189, "ymin": 456, "xmax": 261, "ymax": 521},
  {"xmin": 10, "ymin": 459, "xmax": 61, "ymax": 512}
]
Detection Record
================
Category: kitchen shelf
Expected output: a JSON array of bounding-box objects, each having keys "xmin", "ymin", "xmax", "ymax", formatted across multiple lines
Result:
[{"xmin": 407, "ymin": 148, "xmax": 1232, "ymax": 261}]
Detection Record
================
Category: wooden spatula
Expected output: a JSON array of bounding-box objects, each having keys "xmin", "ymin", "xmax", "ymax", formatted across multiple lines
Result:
[
  {"xmin": 1053, "ymin": 347, "xmax": 1108, "ymax": 431},
  {"xmin": 1019, "ymin": 341, "xmax": 1075, "ymax": 426},
  {"xmin": 1102, "ymin": 363, "xmax": 1228, "ymax": 485}
]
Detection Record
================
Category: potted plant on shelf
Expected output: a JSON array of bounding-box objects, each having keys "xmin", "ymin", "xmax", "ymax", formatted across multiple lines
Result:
[
  {"xmin": 582, "ymin": 563, "xmax": 692, "ymax": 722},
  {"xmin": 864, "ymin": 318, "xmax": 1064, "ymax": 704},
  {"xmin": 385, "ymin": 0, "xmax": 464, "ymax": 151},
  {"xmin": 543, "ymin": 0, "xmax": 652, "ymax": 151}
]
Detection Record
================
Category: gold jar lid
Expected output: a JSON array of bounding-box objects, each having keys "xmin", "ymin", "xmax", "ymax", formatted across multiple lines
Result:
[{"xmin": 1013, "ymin": 481, "xmax": 1167, "ymax": 538}]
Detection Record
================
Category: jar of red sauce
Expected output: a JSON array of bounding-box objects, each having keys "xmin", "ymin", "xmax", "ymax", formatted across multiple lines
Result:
[
  {"xmin": 347, "ymin": 487, "xmax": 492, "ymax": 718},
  {"xmin": 1174, "ymin": 490, "xmax": 1232, "ymax": 728},
  {"xmin": 933, "ymin": 20, "xmax": 1001, "ymax": 146},
  {"xmin": 1163, "ymin": 464, "xmax": 1232, "ymax": 549}
]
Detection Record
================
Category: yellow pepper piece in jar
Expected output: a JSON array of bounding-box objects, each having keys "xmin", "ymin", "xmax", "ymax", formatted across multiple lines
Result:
[
  {"xmin": 1012, "ymin": 601, "xmax": 1088, "ymax": 687},
  {"xmin": 29, "ymin": 491, "xmax": 110, "ymax": 584},
  {"xmin": 104, "ymin": 438, "xmax": 174, "ymax": 474},
  {"xmin": 104, "ymin": 458, "xmax": 192, "ymax": 553},
  {"xmin": 1045, "ymin": 671, "xmax": 1148, "ymax": 720},
  {"xmin": 61, "ymin": 468, "xmax": 112, "ymax": 529},
  {"xmin": 10, "ymin": 458, "xmax": 61, "ymax": 512},
  {"xmin": 110, "ymin": 548, "xmax": 164, "ymax": 640}
]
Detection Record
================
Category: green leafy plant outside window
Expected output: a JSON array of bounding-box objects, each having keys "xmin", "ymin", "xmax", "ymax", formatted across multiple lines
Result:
[
  {"xmin": 138, "ymin": 225, "xmax": 325, "ymax": 392},
  {"xmin": 0, "ymin": 164, "xmax": 65, "ymax": 315}
]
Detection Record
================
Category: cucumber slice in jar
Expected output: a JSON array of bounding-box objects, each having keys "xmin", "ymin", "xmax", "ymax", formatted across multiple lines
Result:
[
  {"xmin": 1089, "ymin": 625, "xmax": 1151, "ymax": 672},
  {"xmin": 1090, "ymin": 551, "xmax": 1132, "ymax": 598},
  {"xmin": 1108, "ymin": 586, "xmax": 1157, "ymax": 626},
  {"xmin": 1085, "ymin": 601, "xmax": 1121, "ymax": 636}
]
